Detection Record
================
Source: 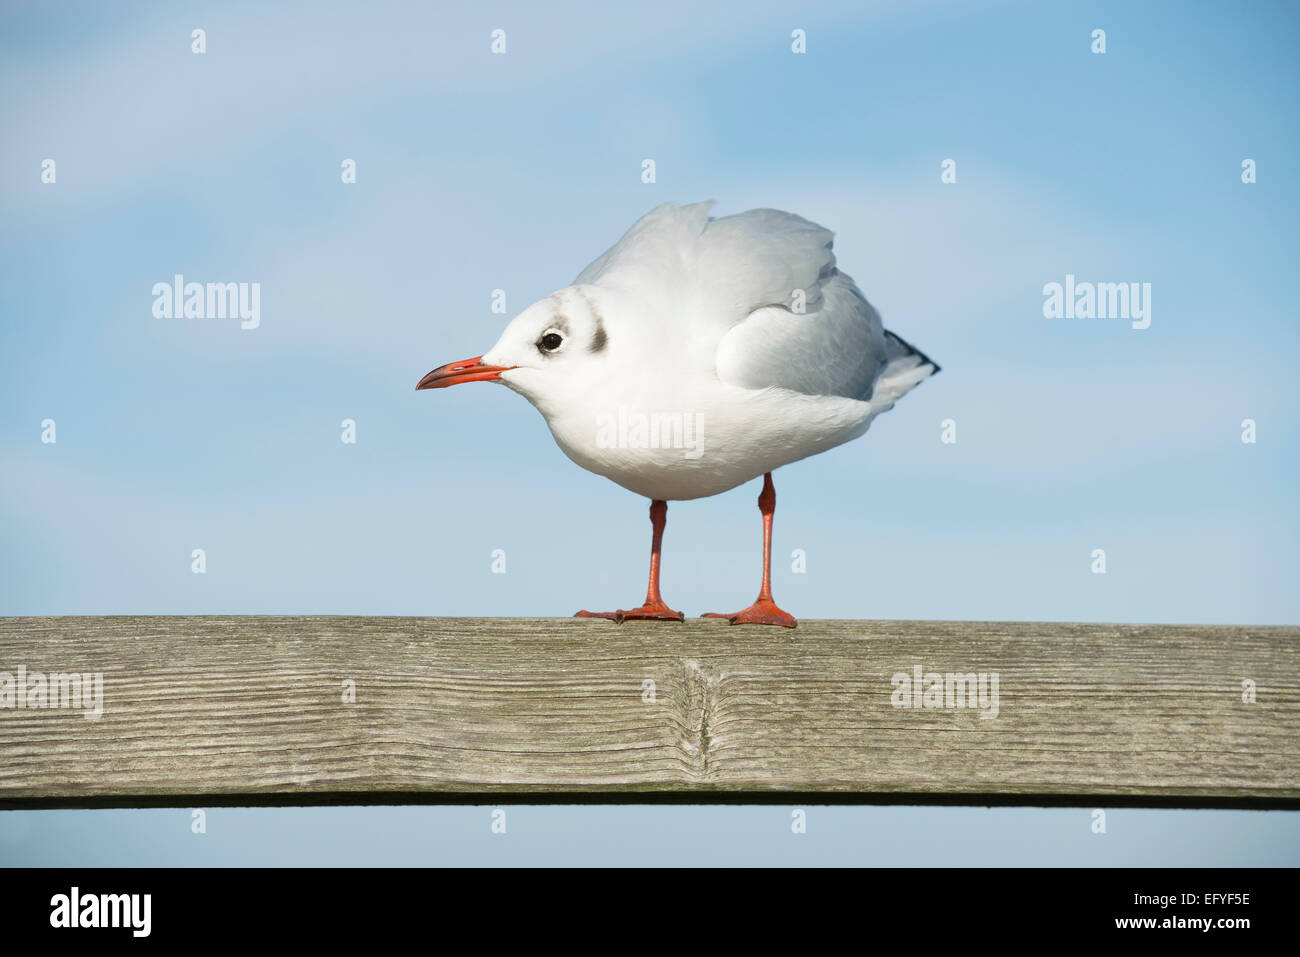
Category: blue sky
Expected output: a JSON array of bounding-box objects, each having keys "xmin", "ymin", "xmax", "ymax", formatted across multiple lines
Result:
[
  {"xmin": 1, "ymin": 1, "xmax": 1296, "ymax": 866},
  {"xmin": 2, "ymin": 0, "xmax": 1296, "ymax": 623}
]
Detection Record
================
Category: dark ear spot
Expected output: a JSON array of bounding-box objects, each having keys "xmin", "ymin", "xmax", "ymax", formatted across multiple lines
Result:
[{"xmin": 589, "ymin": 316, "xmax": 608, "ymax": 353}]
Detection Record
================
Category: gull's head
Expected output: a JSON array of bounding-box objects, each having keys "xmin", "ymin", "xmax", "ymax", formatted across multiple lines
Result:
[{"xmin": 416, "ymin": 285, "xmax": 614, "ymax": 416}]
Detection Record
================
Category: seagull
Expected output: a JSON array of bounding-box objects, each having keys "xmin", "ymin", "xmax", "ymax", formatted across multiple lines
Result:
[{"xmin": 417, "ymin": 202, "xmax": 938, "ymax": 627}]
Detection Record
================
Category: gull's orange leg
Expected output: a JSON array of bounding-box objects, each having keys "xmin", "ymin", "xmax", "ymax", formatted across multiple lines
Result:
[
  {"xmin": 575, "ymin": 499, "xmax": 684, "ymax": 623},
  {"xmin": 702, "ymin": 472, "xmax": 797, "ymax": 628}
]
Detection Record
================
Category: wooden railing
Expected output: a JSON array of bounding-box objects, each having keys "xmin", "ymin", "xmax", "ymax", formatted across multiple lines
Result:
[{"xmin": 1, "ymin": 616, "xmax": 1295, "ymax": 808}]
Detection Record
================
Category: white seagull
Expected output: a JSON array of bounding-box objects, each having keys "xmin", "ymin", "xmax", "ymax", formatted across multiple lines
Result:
[{"xmin": 418, "ymin": 202, "xmax": 938, "ymax": 627}]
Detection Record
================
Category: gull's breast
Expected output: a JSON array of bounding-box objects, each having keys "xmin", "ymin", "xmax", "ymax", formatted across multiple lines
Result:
[{"xmin": 543, "ymin": 380, "xmax": 878, "ymax": 501}]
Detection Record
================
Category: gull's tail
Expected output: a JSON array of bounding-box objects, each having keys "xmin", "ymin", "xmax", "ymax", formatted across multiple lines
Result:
[{"xmin": 869, "ymin": 329, "xmax": 940, "ymax": 410}]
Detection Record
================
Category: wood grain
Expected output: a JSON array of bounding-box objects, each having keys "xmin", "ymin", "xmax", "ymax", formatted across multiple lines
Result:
[{"xmin": 0, "ymin": 617, "xmax": 1295, "ymax": 808}]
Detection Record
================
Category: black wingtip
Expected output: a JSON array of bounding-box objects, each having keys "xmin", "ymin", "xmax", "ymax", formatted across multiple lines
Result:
[{"xmin": 884, "ymin": 329, "xmax": 941, "ymax": 375}]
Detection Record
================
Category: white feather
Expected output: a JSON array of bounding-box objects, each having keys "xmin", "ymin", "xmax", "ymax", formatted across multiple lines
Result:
[{"xmin": 481, "ymin": 202, "xmax": 938, "ymax": 500}]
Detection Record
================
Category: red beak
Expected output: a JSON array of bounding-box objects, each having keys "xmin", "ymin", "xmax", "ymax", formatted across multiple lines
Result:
[{"xmin": 415, "ymin": 356, "xmax": 515, "ymax": 390}]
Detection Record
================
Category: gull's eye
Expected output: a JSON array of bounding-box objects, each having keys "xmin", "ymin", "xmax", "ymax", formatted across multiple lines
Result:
[{"xmin": 538, "ymin": 330, "xmax": 564, "ymax": 353}]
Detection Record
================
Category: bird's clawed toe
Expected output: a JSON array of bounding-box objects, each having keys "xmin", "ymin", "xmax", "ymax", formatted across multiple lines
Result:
[
  {"xmin": 574, "ymin": 609, "xmax": 623, "ymax": 622},
  {"xmin": 700, "ymin": 599, "xmax": 797, "ymax": 628},
  {"xmin": 575, "ymin": 603, "xmax": 684, "ymax": 623}
]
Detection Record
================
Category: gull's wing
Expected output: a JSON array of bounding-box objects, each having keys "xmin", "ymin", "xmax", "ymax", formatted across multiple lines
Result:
[
  {"xmin": 575, "ymin": 202, "xmax": 835, "ymax": 325},
  {"xmin": 716, "ymin": 268, "xmax": 938, "ymax": 404},
  {"xmin": 577, "ymin": 202, "xmax": 937, "ymax": 403}
]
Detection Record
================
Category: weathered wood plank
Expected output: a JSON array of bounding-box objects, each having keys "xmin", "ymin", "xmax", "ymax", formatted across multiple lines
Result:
[{"xmin": 0, "ymin": 617, "xmax": 1296, "ymax": 808}]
